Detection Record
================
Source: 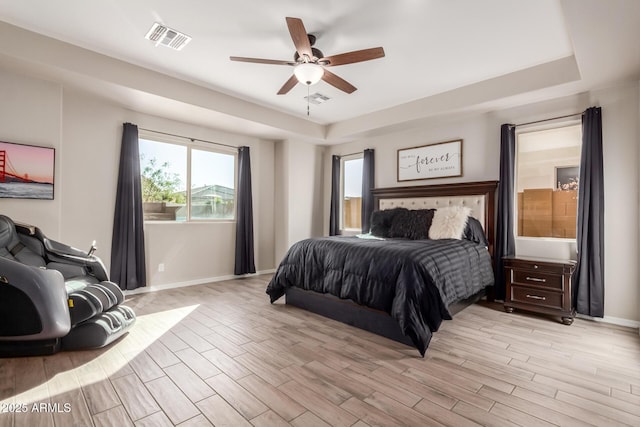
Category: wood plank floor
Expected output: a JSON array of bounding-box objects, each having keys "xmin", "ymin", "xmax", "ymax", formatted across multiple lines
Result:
[{"xmin": 1, "ymin": 274, "xmax": 639, "ymax": 426}]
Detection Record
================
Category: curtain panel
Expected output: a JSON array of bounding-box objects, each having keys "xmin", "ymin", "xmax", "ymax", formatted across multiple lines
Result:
[
  {"xmin": 495, "ymin": 124, "xmax": 516, "ymax": 300},
  {"xmin": 361, "ymin": 149, "xmax": 375, "ymax": 234},
  {"xmin": 234, "ymin": 146, "xmax": 256, "ymax": 275},
  {"xmin": 329, "ymin": 155, "xmax": 341, "ymax": 236},
  {"xmin": 573, "ymin": 107, "xmax": 604, "ymax": 317},
  {"xmin": 110, "ymin": 122, "xmax": 147, "ymax": 290}
]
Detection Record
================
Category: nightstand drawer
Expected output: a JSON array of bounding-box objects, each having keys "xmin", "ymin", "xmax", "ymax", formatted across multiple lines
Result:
[
  {"xmin": 504, "ymin": 259, "xmax": 568, "ymax": 275},
  {"xmin": 512, "ymin": 270, "xmax": 563, "ymax": 290},
  {"xmin": 521, "ymin": 262, "xmax": 565, "ymax": 274},
  {"xmin": 511, "ymin": 286, "xmax": 563, "ymax": 309}
]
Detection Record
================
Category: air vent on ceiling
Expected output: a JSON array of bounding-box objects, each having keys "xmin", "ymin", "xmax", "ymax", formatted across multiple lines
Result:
[
  {"xmin": 145, "ymin": 22, "xmax": 191, "ymax": 51},
  {"xmin": 304, "ymin": 93, "xmax": 331, "ymax": 105}
]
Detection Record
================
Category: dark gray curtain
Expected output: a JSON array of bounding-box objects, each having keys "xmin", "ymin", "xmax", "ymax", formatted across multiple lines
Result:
[
  {"xmin": 361, "ymin": 149, "xmax": 375, "ymax": 233},
  {"xmin": 573, "ymin": 107, "xmax": 604, "ymax": 316},
  {"xmin": 111, "ymin": 123, "xmax": 146, "ymax": 290},
  {"xmin": 329, "ymin": 155, "xmax": 340, "ymax": 236},
  {"xmin": 495, "ymin": 124, "xmax": 516, "ymax": 300},
  {"xmin": 234, "ymin": 146, "xmax": 256, "ymax": 275}
]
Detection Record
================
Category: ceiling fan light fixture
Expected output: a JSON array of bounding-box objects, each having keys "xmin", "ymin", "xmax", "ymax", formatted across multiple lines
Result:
[
  {"xmin": 230, "ymin": 17, "xmax": 384, "ymax": 95},
  {"xmin": 294, "ymin": 63, "xmax": 324, "ymax": 85}
]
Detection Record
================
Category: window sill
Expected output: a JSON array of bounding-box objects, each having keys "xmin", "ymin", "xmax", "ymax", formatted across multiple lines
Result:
[
  {"xmin": 144, "ymin": 220, "xmax": 236, "ymax": 225},
  {"xmin": 516, "ymin": 236, "xmax": 576, "ymax": 244},
  {"xmin": 340, "ymin": 229, "xmax": 362, "ymax": 236}
]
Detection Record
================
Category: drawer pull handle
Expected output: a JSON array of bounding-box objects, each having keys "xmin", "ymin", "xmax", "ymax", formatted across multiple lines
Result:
[
  {"xmin": 526, "ymin": 294, "xmax": 546, "ymax": 301},
  {"xmin": 526, "ymin": 277, "xmax": 546, "ymax": 283}
]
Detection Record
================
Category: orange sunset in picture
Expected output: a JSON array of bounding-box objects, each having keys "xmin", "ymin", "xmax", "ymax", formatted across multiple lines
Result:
[{"xmin": 0, "ymin": 141, "xmax": 55, "ymax": 200}]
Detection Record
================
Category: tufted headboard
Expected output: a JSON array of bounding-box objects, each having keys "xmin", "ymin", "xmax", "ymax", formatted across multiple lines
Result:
[{"xmin": 372, "ymin": 181, "xmax": 499, "ymax": 257}]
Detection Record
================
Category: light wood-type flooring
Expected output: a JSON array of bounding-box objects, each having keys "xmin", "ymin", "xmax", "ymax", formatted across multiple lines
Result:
[{"xmin": 1, "ymin": 274, "xmax": 639, "ymax": 426}]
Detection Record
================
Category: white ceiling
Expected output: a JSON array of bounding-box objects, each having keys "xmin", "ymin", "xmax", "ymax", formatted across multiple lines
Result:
[{"xmin": 0, "ymin": 0, "xmax": 638, "ymax": 143}]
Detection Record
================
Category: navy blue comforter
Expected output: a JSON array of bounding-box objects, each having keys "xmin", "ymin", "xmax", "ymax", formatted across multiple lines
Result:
[{"xmin": 266, "ymin": 236, "xmax": 494, "ymax": 355}]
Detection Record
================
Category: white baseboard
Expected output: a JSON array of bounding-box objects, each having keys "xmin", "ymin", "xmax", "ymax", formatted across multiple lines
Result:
[
  {"xmin": 576, "ymin": 313, "xmax": 640, "ymax": 330},
  {"xmin": 123, "ymin": 269, "xmax": 276, "ymax": 295}
]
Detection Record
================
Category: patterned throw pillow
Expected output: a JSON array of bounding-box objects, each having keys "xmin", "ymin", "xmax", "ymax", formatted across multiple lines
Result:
[
  {"xmin": 388, "ymin": 209, "xmax": 435, "ymax": 240},
  {"xmin": 370, "ymin": 208, "xmax": 408, "ymax": 237}
]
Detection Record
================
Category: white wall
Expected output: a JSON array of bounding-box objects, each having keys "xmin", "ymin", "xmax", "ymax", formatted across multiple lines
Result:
[
  {"xmin": 324, "ymin": 82, "xmax": 640, "ymax": 323},
  {"xmin": 274, "ymin": 139, "xmax": 324, "ymax": 263},
  {"xmin": 589, "ymin": 83, "xmax": 639, "ymax": 324},
  {"xmin": 274, "ymin": 140, "xmax": 289, "ymax": 263},
  {"xmin": 1, "ymin": 70, "xmax": 276, "ymax": 287},
  {"xmin": 288, "ymin": 141, "xmax": 324, "ymax": 244},
  {"xmin": 58, "ymin": 88, "xmax": 125, "ymax": 260}
]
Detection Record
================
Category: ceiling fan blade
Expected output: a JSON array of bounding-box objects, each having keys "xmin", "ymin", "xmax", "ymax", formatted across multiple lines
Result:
[
  {"xmin": 322, "ymin": 69, "xmax": 357, "ymax": 94},
  {"xmin": 320, "ymin": 47, "xmax": 385, "ymax": 66},
  {"xmin": 286, "ymin": 17, "xmax": 313, "ymax": 59},
  {"xmin": 277, "ymin": 75, "xmax": 299, "ymax": 95},
  {"xmin": 230, "ymin": 56, "xmax": 295, "ymax": 66}
]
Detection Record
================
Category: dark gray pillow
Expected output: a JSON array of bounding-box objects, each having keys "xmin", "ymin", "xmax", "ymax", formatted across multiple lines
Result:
[
  {"xmin": 463, "ymin": 216, "xmax": 489, "ymax": 246},
  {"xmin": 370, "ymin": 208, "xmax": 408, "ymax": 238},
  {"xmin": 389, "ymin": 209, "xmax": 435, "ymax": 240}
]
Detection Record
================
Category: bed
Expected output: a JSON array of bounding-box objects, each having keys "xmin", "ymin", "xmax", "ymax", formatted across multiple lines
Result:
[{"xmin": 266, "ymin": 180, "xmax": 498, "ymax": 356}]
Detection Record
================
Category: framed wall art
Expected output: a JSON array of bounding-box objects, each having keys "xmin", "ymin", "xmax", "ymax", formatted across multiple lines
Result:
[
  {"xmin": 397, "ymin": 139, "xmax": 462, "ymax": 182},
  {"xmin": 555, "ymin": 166, "xmax": 579, "ymax": 191},
  {"xmin": 0, "ymin": 140, "xmax": 55, "ymax": 200}
]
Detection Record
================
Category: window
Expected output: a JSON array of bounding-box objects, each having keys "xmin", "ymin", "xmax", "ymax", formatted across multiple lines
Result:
[
  {"xmin": 139, "ymin": 137, "xmax": 236, "ymax": 221},
  {"xmin": 341, "ymin": 155, "xmax": 363, "ymax": 230},
  {"xmin": 515, "ymin": 124, "xmax": 581, "ymax": 238},
  {"xmin": 190, "ymin": 148, "xmax": 236, "ymax": 220}
]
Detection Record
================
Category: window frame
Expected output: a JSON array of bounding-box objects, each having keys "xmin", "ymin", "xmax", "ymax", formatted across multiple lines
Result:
[
  {"xmin": 138, "ymin": 131, "xmax": 238, "ymax": 223},
  {"xmin": 340, "ymin": 153, "xmax": 364, "ymax": 232},
  {"xmin": 514, "ymin": 120, "xmax": 581, "ymax": 241}
]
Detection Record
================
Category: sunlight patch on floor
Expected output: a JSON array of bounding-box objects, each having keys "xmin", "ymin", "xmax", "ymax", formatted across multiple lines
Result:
[{"xmin": 1, "ymin": 305, "xmax": 199, "ymax": 407}]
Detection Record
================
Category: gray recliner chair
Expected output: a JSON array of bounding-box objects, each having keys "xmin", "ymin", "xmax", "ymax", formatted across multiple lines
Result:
[{"xmin": 0, "ymin": 215, "xmax": 135, "ymax": 357}]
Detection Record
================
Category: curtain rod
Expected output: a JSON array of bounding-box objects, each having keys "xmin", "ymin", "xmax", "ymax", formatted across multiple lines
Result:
[
  {"xmin": 335, "ymin": 150, "xmax": 366, "ymax": 158},
  {"xmin": 511, "ymin": 111, "xmax": 584, "ymax": 128},
  {"xmin": 138, "ymin": 127, "xmax": 237, "ymax": 150}
]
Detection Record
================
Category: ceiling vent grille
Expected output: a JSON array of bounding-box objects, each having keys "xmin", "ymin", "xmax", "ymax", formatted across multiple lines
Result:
[
  {"xmin": 305, "ymin": 93, "xmax": 331, "ymax": 105},
  {"xmin": 145, "ymin": 22, "xmax": 191, "ymax": 51}
]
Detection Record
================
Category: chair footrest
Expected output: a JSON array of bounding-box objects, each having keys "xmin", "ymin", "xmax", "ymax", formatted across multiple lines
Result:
[{"xmin": 62, "ymin": 305, "xmax": 136, "ymax": 351}]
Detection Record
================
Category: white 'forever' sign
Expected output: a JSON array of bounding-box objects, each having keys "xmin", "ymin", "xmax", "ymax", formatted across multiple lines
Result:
[{"xmin": 397, "ymin": 139, "xmax": 463, "ymax": 181}]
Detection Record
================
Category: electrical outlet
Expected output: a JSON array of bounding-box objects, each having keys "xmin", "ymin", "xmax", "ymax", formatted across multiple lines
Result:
[{"xmin": 158, "ymin": 263, "xmax": 165, "ymax": 272}]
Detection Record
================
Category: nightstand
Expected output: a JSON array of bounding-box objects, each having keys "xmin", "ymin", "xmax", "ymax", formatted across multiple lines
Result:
[{"xmin": 503, "ymin": 256, "xmax": 576, "ymax": 325}]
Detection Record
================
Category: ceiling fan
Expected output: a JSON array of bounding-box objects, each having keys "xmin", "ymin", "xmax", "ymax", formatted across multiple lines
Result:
[{"xmin": 230, "ymin": 17, "xmax": 385, "ymax": 95}]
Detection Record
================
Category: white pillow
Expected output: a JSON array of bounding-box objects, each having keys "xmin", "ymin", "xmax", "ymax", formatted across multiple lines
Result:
[{"xmin": 429, "ymin": 206, "xmax": 471, "ymax": 240}]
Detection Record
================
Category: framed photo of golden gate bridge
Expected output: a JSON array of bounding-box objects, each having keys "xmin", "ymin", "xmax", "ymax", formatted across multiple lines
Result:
[
  {"xmin": 0, "ymin": 141, "xmax": 55, "ymax": 200},
  {"xmin": 397, "ymin": 139, "xmax": 463, "ymax": 182}
]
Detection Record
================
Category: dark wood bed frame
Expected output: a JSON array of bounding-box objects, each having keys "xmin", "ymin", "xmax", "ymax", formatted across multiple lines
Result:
[{"xmin": 285, "ymin": 180, "xmax": 499, "ymax": 349}]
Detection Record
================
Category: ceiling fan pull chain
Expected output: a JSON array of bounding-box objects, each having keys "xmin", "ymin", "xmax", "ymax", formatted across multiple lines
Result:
[{"xmin": 307, "ymin": 84, "xmax": 310, "ymax": 117}]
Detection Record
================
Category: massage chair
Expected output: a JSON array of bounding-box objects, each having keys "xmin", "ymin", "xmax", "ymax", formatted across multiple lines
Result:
[{"xmin": 0, "ymin": 215, "xmax": 135, "ymax": 357}]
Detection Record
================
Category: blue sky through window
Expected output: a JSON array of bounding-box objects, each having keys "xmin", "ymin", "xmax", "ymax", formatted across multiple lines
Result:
[{"xmin": 139, "ymin": 139, "xmax": 234, "ymax": 190}]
